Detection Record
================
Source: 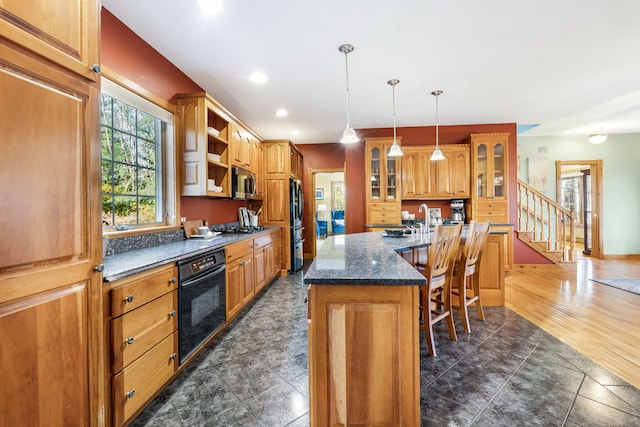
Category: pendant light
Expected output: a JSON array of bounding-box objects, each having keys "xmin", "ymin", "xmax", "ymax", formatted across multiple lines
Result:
[
  {"xmin": 387, "ymin": 79, "xmax": 403, "ymax": 157},
  {"xmin": 338, "ymin": 44, "xmax": 359, "ymax": 144},
  {"xmin": 430, "ymin": 90, "xmax": 445, "ymax": 161}
]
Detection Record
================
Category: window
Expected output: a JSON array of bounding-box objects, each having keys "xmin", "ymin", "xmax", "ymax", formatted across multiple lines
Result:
[{"xmin": 100, "ymin": 78, "xmax": 176, "ymax": 230}]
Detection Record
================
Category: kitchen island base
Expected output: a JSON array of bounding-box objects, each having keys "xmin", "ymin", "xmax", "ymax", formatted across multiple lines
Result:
[{"xmin": 308, "ymin": 284, "xmax": 420, "ymax": 426}]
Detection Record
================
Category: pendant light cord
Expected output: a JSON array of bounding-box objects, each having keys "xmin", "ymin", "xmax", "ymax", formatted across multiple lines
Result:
[
  {"xmin": 344, "ymin": 50, "xmax": 351, "ymax": 127},
  {"xmin": 392, "ymin": 83, "xmax": 397, "ymax": 142}
]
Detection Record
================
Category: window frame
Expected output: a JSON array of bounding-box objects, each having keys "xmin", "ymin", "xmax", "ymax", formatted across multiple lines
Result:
[{"xmin": 100, "ymin": 77, "xmax": 178, "ymax": 235}]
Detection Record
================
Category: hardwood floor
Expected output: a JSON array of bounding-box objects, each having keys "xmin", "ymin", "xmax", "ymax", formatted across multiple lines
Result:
[{"xmin": 506, "ymin": 257, "xmax": 640, "ymax": 390}]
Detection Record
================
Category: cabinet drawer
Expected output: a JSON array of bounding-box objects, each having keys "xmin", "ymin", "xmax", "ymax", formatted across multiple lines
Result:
[
  {"xmin": 253, "ymin": 234, "xmax": 272, "ymax": 249},
  {"xmin": 226, "ymin": 239, "xmax": 254, "ymax": 262},
  {"xmin": 111, "ymin": 290, "xmax": 178, "ymax": 372},
  {"xmin": 111, "ymin": 266, "xmax": 177, "ymax": 317},
  {"xmin": 473, "ymin": 201, "xmax": 508, "ymax": 217},
  {"xmin": 112, "ymin": 332, "xmax": 178, "ymax": 426}
]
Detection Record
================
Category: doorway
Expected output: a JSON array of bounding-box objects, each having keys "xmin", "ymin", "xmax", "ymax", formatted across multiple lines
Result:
[
  {"xmin": 308, "ymin": 169, "xmax": 345, "ymax": 259},
  {"xmin": 556, "ymin": 160, "xmax": 603, "ymax": 259}
]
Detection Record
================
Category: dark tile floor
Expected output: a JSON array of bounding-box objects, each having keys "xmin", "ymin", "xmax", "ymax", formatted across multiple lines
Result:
[{"xmin": 132, "ymin": 262, "xmax": 640, "ymax": 426}]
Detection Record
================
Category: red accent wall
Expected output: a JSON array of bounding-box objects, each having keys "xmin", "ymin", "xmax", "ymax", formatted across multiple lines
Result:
[{"xmin": 101, "ymin": 8, "xmax": 249, "ymax": 226}]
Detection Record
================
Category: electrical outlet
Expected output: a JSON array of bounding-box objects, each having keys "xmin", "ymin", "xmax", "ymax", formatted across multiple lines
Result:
[{"xmin": 180, "ymin": 217, "xmax": 187, "ymax": 223}]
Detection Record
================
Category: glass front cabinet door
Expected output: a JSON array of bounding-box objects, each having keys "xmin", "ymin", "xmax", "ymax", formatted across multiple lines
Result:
[{"xmin": 366, "ymin": 137, "xmax": 401, "ymax": 203}]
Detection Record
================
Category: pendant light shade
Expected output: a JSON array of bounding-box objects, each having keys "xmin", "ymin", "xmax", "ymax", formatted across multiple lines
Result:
[
  {"xmin": 339, "ymin": 44, "xmax": 359, "ymax": 144},
  {"xmin": 387, "ymin": 79, "xmax": 403, "ymax": 157},
  {"xmin": 430, "ymin": 90, "xmax": 445, "ymax": 161}
]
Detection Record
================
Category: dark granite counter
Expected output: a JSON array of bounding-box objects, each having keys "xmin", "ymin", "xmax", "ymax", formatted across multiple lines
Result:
[
  {"xmin": 303, "ymin": 231, "xmax": 436, "ymax": 286},
  {"xmin": 103, "ymin": 229, "xmax": 275, "ymax": 282}
]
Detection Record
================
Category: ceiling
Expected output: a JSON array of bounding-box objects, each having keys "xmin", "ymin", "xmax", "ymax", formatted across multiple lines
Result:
[{"xmin": 102, "ymin": 0, "xmax": 640, "ymax": 144}]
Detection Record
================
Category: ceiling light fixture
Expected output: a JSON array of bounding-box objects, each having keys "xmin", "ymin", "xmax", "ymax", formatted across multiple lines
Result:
[
  {"xmin": 387, "ymin": 79, "xmax": 403, "ymax": 157},
  {"xmin": 250, "ymin": 71, "xmax": 267, "ymax": 84},
  {"xmin": 338, "ymin": 44, "xmax": 359, "ymax": 144},
  {"xmin": 430, "ymin": 90, "xmax": 445, "ymax": 161},
  {"xmin": 588, "ymin": 133, "xmax": 607, "ymax": 144},
  {"xmin": 276, "ymin": 109, "xmax": 288, "ymax": 117}
]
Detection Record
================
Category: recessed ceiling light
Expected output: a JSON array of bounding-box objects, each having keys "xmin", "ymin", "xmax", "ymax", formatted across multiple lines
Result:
[
  {"xmin": 276, "ymin": 109, "xmax": 288, "ymax": 118},
  {"xmin": 291, "ymin": 130, "xmax": 300, "ymax": 136},
  {"xmin": 197, "ymin": 0, "xmax": 222, "ymax": 13},
  {"xmin": 250, "ymin": 71, "xmax": 267, "ymax": 84}
]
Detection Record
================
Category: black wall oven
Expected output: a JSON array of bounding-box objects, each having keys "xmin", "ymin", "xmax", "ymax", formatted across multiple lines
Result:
[{"xmin": 177, "ymin": 248, "xmax": 226, "ymax": 364}]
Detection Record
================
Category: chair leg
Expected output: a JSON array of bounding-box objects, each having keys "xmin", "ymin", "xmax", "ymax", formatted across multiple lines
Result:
[
  {"xmin": 459, "ymin": 274, "xmax": 472, "ymax": 333},
  {"xmin": 422, "ymin": 286, "xmax": 437, "ymax": 357},
  {"xmin": 444, "ymin": 281, "xmax": 457, "ymax": 341},
  {"xmin": 472, "ymin": 273, "xmax": 485, "ymax": 321}
]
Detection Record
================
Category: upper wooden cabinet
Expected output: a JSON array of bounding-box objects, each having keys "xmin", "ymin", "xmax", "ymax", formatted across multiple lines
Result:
[
  {"xmin": 470, "ymin": 133, "xmax": 510, "ymax": 223},
  {"xmin": 365, "ymin": 137, "xmax": 401, "ymax": 203},
  {"xmin": 229, "ymin": 123, "xmax": 254, "ymax": 170},
  {"xmin": 291, "ymin": 145, "xmax": 303, "ymax": 179},
  {"xmin": 0, "ymin": 0, "xmax": 100, "ymax": 81},
  {"xmin": 401, "ymin": 145, "xmax": 470, "ymax": 200},
  {"xmin": 176, "ymin": 93, "xmax": 231, "ymax": 197}
]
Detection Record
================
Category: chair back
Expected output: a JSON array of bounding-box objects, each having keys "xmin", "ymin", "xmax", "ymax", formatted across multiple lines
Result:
[
  {"xmin": 425, "ymin": 223, "xmax": 462, "ymax": 281},
  {"xmin": 461, "ymin": 221, "xmax": 491, "ymax": 272}
]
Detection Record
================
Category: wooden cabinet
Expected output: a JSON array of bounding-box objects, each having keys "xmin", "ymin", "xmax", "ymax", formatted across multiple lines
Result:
[
  {"xmin": 263, "ymin": 140, "xmax": 303, "ymax": 272},
  {"xmin": 252, "ymin": 137, "xmax": 265, "ymax": 199},
  {"xmin": 470, "ymin": 133, "xmax": 510, "ymax": 223},
  {"xmin": 479, "ymin": 234, "xmax": 506, "ymax": 306},
  {"xmin": 226, "ymin": 231, "xmax": 280, "ymax": 319},
  {"xmin": 229, "ymin": 122, "xmax": 255, "ymax": 170},
  {"xmin": 271, "ymin": 228, "xmax": 283, "ymax": 276},
  {"xmin": 108, "ymin": 265, "xmax": 178, "ymax": 426},
  {"xmin": 400, "ymin": 144, "xmax": 470, "ymax": 199},
  {"xmin": 177, "ymin": 93, "xmax": 232, "ymax": 197},
  {"xmin": 291, "ymin": 145, "xmax": 303, "ymax": 179},
  {"xmin": 308, "ymin": 284, "xmax": 420, "ymax": 426},
  {"xmin": 0, "ymin": 2, "xmax": 102, "ymax": 424},
  {"xmin": 365, "ymin": 137, "xmax": 401, "ymax": 225},
  {"xmin": 0, "ymin": 0, "xmax": 100, "ymax": 81}
]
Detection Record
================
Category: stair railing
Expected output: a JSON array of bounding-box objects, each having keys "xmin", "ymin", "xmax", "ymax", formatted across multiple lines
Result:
[{"xmin": 517, "ymin": 179, "xmax": 576, "ymax": 261}]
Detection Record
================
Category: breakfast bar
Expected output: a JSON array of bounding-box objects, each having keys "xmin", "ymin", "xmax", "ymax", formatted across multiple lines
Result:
[{"xmin": 303, "ymin": 230, "xmax": 506, "ymax": 426}]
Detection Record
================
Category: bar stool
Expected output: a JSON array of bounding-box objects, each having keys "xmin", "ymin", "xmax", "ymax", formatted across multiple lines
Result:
[
  {"xmin": 452, "ymin": 221, "xmax": 491, "ymax": 333},
  {"xmin": 419, "ymin": 223, "xmax": 462, "ymax": 357}
]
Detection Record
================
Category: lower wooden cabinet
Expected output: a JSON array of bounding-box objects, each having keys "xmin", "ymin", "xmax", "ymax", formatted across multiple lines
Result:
[
  {"xmin": 112, "ymin": 332, "xmax": 178, "ymax": 426},
  {"xmin": 308, "ymin": 284, "xmax": 420, "ymax": 426},
  {"xmin": 367, "ymin": 202, "xmax": 401, "ymax": 225},
  {"xmin": 107, "ymin": 264, "xmax": 178, "ymax": 426}
]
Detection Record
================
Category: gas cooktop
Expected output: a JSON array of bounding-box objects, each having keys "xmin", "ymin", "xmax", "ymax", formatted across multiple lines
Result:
[{"xmin": 223, "ymin": 226, "xmax": 265, "ymax": 234}]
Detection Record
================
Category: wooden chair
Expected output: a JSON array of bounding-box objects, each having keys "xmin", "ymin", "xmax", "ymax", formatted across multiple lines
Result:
[
  {"xmin": 419, "ymin": 223, "xmax": 462, "ymax": 357},
  {"xmin": 452, "ymin": 221, "xmax": 491, "ymax": 333}
]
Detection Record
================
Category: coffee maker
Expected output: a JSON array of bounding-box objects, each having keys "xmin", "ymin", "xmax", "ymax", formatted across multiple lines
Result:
[{"xmin": 450, "ymin": 199, "xmax": 466, "ymax": 223}]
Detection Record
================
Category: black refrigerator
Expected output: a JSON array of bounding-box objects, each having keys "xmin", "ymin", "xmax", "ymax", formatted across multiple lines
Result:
[{"xmin": 290, "ymin": 177, "xmax": 304, "ymax": 272}]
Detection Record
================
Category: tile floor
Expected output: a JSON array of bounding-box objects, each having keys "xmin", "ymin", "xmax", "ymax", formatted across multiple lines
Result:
[{"xmin": 131, "ymin": 262, "xmax": 640, "ymax": 426}]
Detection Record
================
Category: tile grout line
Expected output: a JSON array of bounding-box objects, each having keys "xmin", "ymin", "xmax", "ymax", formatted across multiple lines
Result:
[{"xmin": 561, "ymin": 374, "xmax": 586, "ymax": 426}]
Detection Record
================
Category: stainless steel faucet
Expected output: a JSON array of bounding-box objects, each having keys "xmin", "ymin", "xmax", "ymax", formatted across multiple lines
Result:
[{"xmin": 418, "ymin": 203, "xmax": 430, "ymax": 233}]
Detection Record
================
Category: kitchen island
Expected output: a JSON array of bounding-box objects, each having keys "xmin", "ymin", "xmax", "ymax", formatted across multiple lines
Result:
[{"xmin": 303, "ymin": 229, "xmax": 506, "ymax": 427}]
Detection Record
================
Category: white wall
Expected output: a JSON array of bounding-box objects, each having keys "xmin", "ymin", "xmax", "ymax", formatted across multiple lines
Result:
[{"xmin": 517, "ymin": 133, "xmax": 640, "ymax": 255}]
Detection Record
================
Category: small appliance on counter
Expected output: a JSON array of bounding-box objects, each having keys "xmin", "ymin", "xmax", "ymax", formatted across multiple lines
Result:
[{"xmin": 450, "ymin": 199, "xmax": 466, "ymax": 224}]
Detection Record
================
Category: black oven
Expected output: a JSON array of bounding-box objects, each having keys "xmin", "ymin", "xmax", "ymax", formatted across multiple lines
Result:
[{"xmin": 177, "ymin": 248, "xmax": 226, "ymax": 364}]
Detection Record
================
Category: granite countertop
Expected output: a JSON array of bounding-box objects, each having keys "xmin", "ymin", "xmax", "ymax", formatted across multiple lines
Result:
[
  {"xmin": 303, "ymin": 231, "xmax": 435, "ymax": 286},
  {"xmin": 304, "ymin": 225, "xmax": 510, "ymax": 286},
  {"xmin": 103, "ymin": 228, "xmax": 275, "ymax": 282}
]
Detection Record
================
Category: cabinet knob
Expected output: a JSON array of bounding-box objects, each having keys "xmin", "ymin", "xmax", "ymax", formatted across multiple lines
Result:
[
  {"xmin": 124, "ymin": 295, "xmax": 134, "ymax": 303},
  {"xmin": 170, "ymin": 353, "xmax": 177, "ymax": 360},
  {"xmin": 91, "ymin": 64, "xmax": 101, "ymax": 74},
  {"xmin": 94, "ymin": 264, "xmax": 104, "ymax": 272},
  {"xmin": 228, "ymin": 253, "xmax": 233, "ymax": 258},
  {"xmin": 170, "ymin": 277, "xmax": 177, "ymax": 284},
  {"xmin": 169, "ymin": 310, "xmax": 176, "ymax": 317},
  {"xmin": 126, "ymin": 390, "xmax": 136, "ymax": 399},
  {"xmin": 126, "ymin": 337, "xmax": 135, "ymax": 345}
]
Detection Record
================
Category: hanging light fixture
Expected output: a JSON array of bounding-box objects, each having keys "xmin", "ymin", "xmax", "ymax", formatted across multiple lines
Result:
[
  {"xmin": 338, "ymin": 44, "xmax": 359, "ymax": 144},
  {"xmin": 430, "ymin": 90, "xmax": 445, "ymax": 161},
  {"xmin": 387, "ymin": 79, "xmax": 403, "ymax": 157}
]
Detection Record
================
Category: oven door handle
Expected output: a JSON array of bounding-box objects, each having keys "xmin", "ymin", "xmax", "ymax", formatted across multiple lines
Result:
[{"xmin": 181, "ymin": 264, "xmax": 226, "ymax": 288}]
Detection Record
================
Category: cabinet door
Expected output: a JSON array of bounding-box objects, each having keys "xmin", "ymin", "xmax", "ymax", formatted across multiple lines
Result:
[
  {"xmin": 264, "ymin": 142, "xmax": 289, "ymax": 177},
  {"xmin": 226, "ymin": 259, "xmax": 245, "ymax": 319},
  {"xmin": 400, "ymin": 147, "xmax": 434, "ymax": 199},
  {"xmin": 0, "ymin": 42, "xmax": 102, "ymax": 425},
  {"xmin": 365, "ymin": 138, "xmax": 401, "ymax": 203},
  {"xmin": 472, "ymin": 133, "xmax": 508, "ymax": 201},
  {"xmin": 0, "ymin": 0, "xmax": 99, "ymax": 80},
  {"xmin": 265, "ymin": 178, "xmax": 288, "ymax": 222},
  {"xmin": 241, "ymin": 254, "xmax": 254, "ymax": 304},
  {"xmin": 448, "ymin": 145, "xmax": 471, "ymax": 198}
]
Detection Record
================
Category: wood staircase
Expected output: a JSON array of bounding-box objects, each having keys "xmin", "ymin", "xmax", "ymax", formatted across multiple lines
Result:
[{"xmin": 517, "ymin": 179, "xmax": 576, "ymax": 263}]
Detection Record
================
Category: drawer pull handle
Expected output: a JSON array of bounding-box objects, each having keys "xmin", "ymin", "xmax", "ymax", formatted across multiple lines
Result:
[
  {"xmin": 228, "ymin": 253, "xmax": 233, "ymax": 258},
  {"xmin": 126, "ymin": 390, "xmax": 135, "ymax": 399},
  {"xmin": 169, "ymin": 310, "xmax": 176, "ymax": 317},
  {"xmin": 125, "ymin": 295, "xmax": 134, "ymax": 303},
  {"xmin": 126, "ymin": 337, "xmax": 135, "ymax": 345},
  {"xmin": 170, "ymin": 353, "xmax": 177, "ymax": 360},
  {"xmin": 170, "ymin": 277, "xmax": 177, "ymax": 284}
]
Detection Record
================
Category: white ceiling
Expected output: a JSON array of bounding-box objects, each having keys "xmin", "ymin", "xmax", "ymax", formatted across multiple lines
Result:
[{"xmin": 102, "ymin": 0, "xmax": 640, "ymax": 144}]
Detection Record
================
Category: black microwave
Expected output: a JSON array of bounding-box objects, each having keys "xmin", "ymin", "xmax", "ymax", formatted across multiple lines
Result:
[{"xmin": 232, "ymin": 166, "xmax": 256, "ymax": 200}]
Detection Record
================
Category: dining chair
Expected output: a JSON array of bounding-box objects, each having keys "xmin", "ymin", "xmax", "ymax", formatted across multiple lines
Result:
[
  {"xmin": 452, "ymin": 220, "xmax": 491, "ymax": 333},
  {"xmin": 419, "ymin": 222, "xmax": 462, "ymax": 357}
]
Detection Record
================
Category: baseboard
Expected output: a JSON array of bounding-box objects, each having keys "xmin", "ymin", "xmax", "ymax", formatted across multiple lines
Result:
[
  {"xmin": 602, "ymin": 254, "xmax": 640, "ymax": 260},
  {"xmin": 513, "ymin": 264, "xmax": 569, "ymax": 270}
]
